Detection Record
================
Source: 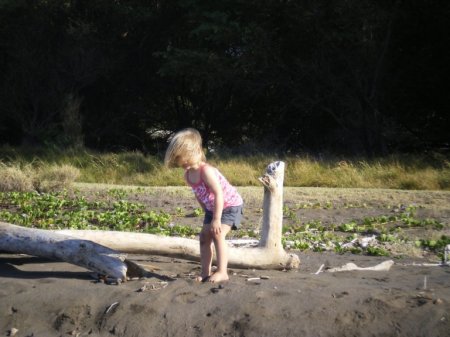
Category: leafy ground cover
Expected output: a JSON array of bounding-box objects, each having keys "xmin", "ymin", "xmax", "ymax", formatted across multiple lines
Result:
[{"xmin": 1, "ymin": 185, "xmax": 449, "ymax": 262}]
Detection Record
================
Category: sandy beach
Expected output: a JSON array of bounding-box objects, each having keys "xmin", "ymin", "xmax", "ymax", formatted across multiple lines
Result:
[
  {"xmin": 1, "ymin": 186, "xmax": 449, "ymax": 336},
  {"xmin": 1, "ymin": 251, "xmax": 449, "ymax": 337}
]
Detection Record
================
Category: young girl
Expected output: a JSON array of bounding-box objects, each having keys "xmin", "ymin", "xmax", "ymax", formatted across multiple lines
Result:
[{"xmin": 165, "ymin": 128, "xmax": 243, "ymax": 283}]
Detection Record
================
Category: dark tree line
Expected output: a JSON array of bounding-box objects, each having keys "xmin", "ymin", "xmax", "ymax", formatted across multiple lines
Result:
[{"xmin": 0, "ymin": 0, "xmax": 448, "ymax": 156}]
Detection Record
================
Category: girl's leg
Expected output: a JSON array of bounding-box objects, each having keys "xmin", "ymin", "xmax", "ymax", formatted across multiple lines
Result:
[
  {"xmin": 209, "ymin": 224, "xmax": 231, "ymax": 283},
  {"xmin": 198, "ymin": 226, "xmax": 214, "ymax": 281}
]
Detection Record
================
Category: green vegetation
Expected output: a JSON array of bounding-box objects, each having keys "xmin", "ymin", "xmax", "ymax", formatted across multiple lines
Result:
[
  {"xmin": 415, "ymin": 236, "xmax": 450, "ymax": 260},
  {"xmin": 0, "ymin": 187, "xmax": 448, "ymax": 261},
  {"xmin": 278, "ymin": 203, "xmax": 448, "ymax": 259},
  {"xmin": 1, "ymin": 146, "xmax": 449, "ymax": 190},
  {"xmin": 0, "ymin": 190, "xmax": 199, "ymax": 237}
]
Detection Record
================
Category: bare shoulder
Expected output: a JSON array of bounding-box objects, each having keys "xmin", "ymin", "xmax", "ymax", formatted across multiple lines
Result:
[
  {"xmin": 202, "ymin": 163, "xmax": 216, "ymax": 175},
  {"xmin": 202, "ymin": 164, "xmax": 220, "ymax": 186}
]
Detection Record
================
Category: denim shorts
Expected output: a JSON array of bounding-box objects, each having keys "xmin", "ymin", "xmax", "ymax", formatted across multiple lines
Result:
[{"xmin": 203, "ymin": 205, "xmax": 243, "ymax": 230}]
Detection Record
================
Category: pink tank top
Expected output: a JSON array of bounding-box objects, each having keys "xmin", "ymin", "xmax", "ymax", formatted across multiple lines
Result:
[{"xmin": 185, "ymin": 164, "xmax": 243, "ymax": 212}]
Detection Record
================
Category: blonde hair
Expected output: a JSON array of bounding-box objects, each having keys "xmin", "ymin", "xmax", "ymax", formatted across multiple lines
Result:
[{"xmin": 164, "ymin": 128, "xmax": 206, "ymax": 168}]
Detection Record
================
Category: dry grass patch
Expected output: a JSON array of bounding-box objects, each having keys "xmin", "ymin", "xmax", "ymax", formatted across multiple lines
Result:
[
  {"xmin": 34, "ymin": 164, "xmax": 80, "ymax": 192},
  {"xmin": 0, "ymin": 164, "xmax": 34, "ymax": 192}
]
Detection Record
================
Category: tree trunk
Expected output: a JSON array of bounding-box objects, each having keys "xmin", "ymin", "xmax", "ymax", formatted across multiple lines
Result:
[
  {"xmin": 57, "ymin": 161, "xmax": 300, "ymax": 270},
  {"xmin": 0, "ymin": 222, "xmax": 145, "ymax": 281}
]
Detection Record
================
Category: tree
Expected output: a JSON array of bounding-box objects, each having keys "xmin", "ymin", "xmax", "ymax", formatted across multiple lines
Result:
[{"xmin": 0, "ymin": 0, "xmax": 448, "ymax": 155}]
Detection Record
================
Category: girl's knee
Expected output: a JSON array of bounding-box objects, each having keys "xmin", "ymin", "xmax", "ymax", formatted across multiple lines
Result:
[
  {"xmin": 211, "ymin": 229, "xmax": 227, "ymax": 241},
  {"xmin": 199, "ymin": 230, "xmax": 212, "ymax": 245}
]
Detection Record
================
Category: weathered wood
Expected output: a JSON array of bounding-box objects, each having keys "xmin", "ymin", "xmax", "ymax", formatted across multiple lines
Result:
[
  {"xmin": 0, "ymin": 222, "xmax": 145, "ymax": 281},
  {"xmin": 326, "ymin": 260, "xmax": 394, "ymax": 273},
  {"xmin": 54, "ymin": 230, "xmax": 299, "ymax": 269},
  {"xmin": 57, "ymin": 161, "xmax": 300, "ymax": 269},
  {"xmin": 257, "ymin": 161, "xmax": 300, "ymax": 268}
]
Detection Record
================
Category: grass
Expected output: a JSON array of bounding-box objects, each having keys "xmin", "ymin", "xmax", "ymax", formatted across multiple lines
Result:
[
  {"xmin": 0, "ymin": 163, "xmax": 34, "ymax": 192},
  {"xmin": 0, "ymin": 162, "xmax": 80, "ymax": 193},
  {"xmin": 0, "ymin": 145, "xmax": 449, "ymax": 190}
]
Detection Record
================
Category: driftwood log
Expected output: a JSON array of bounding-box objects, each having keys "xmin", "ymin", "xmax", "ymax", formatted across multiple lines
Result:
[
  {"xmin": 326, "ymin": 260, "xmax": 394, "ymax": 273},
  {"xmin": 0, "ymin": 222, "xmax": 145, "ymax": 281},
  {"xmin": 0, "ymin": 161, "xmax": 299, "ymax": 275},
  {"xmin": 57, "ymin": 161, "xmax": 300, "ymax": 269}
]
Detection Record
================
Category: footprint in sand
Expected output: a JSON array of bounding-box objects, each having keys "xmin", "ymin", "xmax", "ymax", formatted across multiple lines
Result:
[{"xmin": 172, "ymin": 291, "xmax": 199, "ymax": 304}]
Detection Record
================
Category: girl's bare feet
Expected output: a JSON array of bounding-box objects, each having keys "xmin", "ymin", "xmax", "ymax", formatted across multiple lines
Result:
[
  {"xmin": 195, "ymin": 275, "xmax": 211, "ymax": 282},
  {"xmin": 208, "ymin": 271, "xmax": 229, "ymax": 283}
]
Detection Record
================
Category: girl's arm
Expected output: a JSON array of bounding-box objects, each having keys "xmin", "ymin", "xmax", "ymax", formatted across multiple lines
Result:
[{"xmin": 202, "ymin": 165, "xmax": 224, "ymax": 235}]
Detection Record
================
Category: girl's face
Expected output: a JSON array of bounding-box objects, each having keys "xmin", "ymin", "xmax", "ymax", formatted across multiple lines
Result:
[
  {"xmin": 177, "ymin": 151, "xmax": 202, "ymax": 169},
  {"xmin": 176, "ymin": 156, "xmax": 192, "ymax": 169},
  {"xmin": 181, "ymin": 161, "xmax": 201, "ymax": 170}
]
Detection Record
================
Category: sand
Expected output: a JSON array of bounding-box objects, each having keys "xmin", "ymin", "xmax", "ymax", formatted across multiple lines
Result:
[
  {"xmin": 1, "ymin": 252, "xmax": 449, "ymax": 337},
  {"xmin": 1, "ymin": 186, "xmax": 449, "ymax": 336}
]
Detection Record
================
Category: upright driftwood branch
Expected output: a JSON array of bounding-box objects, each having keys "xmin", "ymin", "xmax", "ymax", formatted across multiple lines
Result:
[
  {"xmin": 0, "ymin": 222, "xmax": 145, "ymax": 281},
  {"xmin": 259, "ymin": 161, "xmax": 285, "ymax": 249}
]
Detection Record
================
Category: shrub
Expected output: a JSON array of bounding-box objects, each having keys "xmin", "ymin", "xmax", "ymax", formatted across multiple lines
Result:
[
  {"xmin": 34, "ymin": 164, "xmax": 80, "ymax": 192},
  {"xmin": 0, "ymin": 164, "xmax": 34, "ymax": 192}
]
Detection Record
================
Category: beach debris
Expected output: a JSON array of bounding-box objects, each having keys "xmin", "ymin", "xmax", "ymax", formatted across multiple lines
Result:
[
  {"xmin": 341, "ymin": 238, "xmax": 358, "ymax": 249},
  {"xmin": 398, "ymin": 262, "xmax": 449, "ymax": 267},
  {"xmin": 260, "ymin": 275, "xmax": 270, "ymax": 280},
  {"xmin": 423, "ymin": 276, "xmax": 428, "ymax": 290},
  {"xmin": 332, "ymin": 291, "xmax": 349, "ymax": 298},
  {"xmin": 105, "ymin": 302, "xmax": 119, "ymax": 314},
  {"xmin": 358, "ymin": 235, "xmax": 377, "ymax": 248},
  {"xmin": 246, "ymin": 278, "xmax": 262, "ymax": 285},
  {"xmin": 137, "ymin": 281, "xmax": 168, "ymax": 292},
  {"xmin": 227, "ymin": 239, "xmax": 259, "ymax": 248},
  {"xmin": 184, "ymin": 272, "xmax": 199, "ymax": 280},
  {"xmin": 137, "ymin": 284, "xmax": 149, "ymax": 292},
  {"xmin": 7, "ymin": 328, "xmax": 18, "ymax": 337},
  {"xmin": 285, "ymin": 240, "xmax": 295, "ymax": 249},
  {"xmin": 326, "ymin": 260, "xmax": 394, "ymax": 273},
  {"xmin": 314, "ymin": 264, "xmax": 325, "ymax": 275},
  {"xmin": 445, "ymin": 244, "xmax": 450, "ymax": 265},
  {"xmin": 341, "ymin": 235, "xmax": 377, "ymax": 250},
  {"xmin": 434, "ymin": 298, "xmax": 443, "ymax": 305},
  {"xmin": 415, "ymin": 292, "xmax": 433, "ymax": 300},
  {"xmin": 210, "ymin": 284, "xmax": 224, "ymax": 294}
]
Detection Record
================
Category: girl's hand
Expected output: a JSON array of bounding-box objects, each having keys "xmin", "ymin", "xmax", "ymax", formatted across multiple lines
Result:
[{"xmin": 211, "ymin": 219, "xmax": 222, "ymax": 235}]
